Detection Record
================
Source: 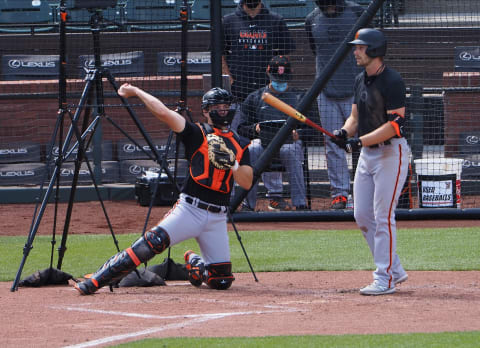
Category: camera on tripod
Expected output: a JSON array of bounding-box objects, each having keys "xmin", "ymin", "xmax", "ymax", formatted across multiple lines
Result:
[{"xmin": 73, "ymin": 0, "xmax": 118, "ymax": 10}]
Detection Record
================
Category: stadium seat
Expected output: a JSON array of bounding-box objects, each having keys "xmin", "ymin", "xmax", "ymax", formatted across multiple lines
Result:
[
  {"xmin": 190, "ymin": 0, "xmax": 239, "ymax": 29},
  {"xmin": 263, "ymin": 0, "xmax": 315, "ymax": 27},
  {"xmin": 0, "ymin": 0, "xmax": 54, "ymax": 34},
  {"xmin": 124, "ymin": 0, "xmax": 183, "ymax": 31}
]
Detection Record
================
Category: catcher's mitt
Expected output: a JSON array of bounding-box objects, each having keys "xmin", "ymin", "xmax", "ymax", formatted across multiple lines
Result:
[{"xmin": 206, "ymin": 134, "xmax": 236, "ymax": 170}]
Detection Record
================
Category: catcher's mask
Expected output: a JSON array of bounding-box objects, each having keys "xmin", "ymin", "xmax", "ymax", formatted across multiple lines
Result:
[
  {"xmin": 202, "ymin": 87, "xmax": 236, "ymax": 128},
  {"xmin": 348, "ymin": 28, "xmax": 387, "ymax": 58}
]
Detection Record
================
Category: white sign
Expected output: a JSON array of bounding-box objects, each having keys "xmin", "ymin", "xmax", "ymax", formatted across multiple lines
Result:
[{"xmin": 420, "ymin": 179, "xmax": 454, "ymax": 207}]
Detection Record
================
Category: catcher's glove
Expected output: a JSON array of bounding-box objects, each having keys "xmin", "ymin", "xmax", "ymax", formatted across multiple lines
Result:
[{"xmin": 206, "ymin": 134, "xmax": 236, "ymax": 170}]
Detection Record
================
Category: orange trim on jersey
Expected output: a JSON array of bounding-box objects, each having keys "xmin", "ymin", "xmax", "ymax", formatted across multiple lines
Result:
[
  {"xmin": 126, "ymin": 247, "xmax": 141, "ymax": 266},
  {"xmin": 389, "ymin": 121, "xmax": 401, "ymax": 137},
  {"xmin": 190, "ymin": 123, "xmax": 247, "ymax": 193},
  {"xmin": 386, "ymin": 144, "xmax": 403, "ymax": 288},
  {"xmin": 91, "ymin": 278, "xmax": 99, "ymax": 287}
]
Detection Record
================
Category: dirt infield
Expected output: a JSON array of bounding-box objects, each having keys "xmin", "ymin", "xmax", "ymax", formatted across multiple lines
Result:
[
  {"xmin": 3, "ymin": 271, "xmax": 480, "ymax": 347},
  {"xmin": 1, "ymin": 201, "xmax": 479, "ymax": 347}
]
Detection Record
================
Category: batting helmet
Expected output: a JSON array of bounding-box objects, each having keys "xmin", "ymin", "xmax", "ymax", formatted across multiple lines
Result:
[
  {"xmin": 201, "ymin": 87, "xmax": 236, "ymax": 128},
  {"xmin": 348, "ymin": 28, "xmax": 387, "ymax": 58}
]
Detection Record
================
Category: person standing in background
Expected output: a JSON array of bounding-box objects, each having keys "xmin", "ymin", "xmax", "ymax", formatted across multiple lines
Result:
[
  {"xmin": 306, "ymin": 0, "xmax": 363, "ymax": 209},
  {"xmin": 222, "ymin": 0, "xmax": 296, "ymax": 131}
]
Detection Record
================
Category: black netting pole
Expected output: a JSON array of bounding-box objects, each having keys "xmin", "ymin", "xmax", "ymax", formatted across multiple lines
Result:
[
  {"xmin": 210, "ymin": 0, "xmax": 223, "ymax": 88},
  {"xmin": 230, "ymin": 0, "xmax": 387, "ymax": 211}
]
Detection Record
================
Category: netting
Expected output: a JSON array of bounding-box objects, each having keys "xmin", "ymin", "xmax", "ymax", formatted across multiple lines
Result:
[{"xmin": 0, "ymin": 0, "xmax": 479, "ymax": 215}]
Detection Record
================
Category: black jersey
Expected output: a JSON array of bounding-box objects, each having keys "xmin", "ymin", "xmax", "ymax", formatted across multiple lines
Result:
[
  {"xmin": 353, "ymin": 66, "xmax": 406, "ymax": 137},
  {"xmin": 222, "ymin": 4, "xmax": 295, "ymax": 101},
  {"xmin": 177, "ymin": 122, "xmax": 250, "ymax": 206}
]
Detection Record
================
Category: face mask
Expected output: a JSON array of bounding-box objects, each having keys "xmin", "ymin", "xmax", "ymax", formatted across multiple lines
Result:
[
  {"xmin": 244, "ymin": 0, "xmax": 261, "ymax": 9},
  {"xmin": 271, "ymin": 81, "xmax": 288, "ymax": 92}
]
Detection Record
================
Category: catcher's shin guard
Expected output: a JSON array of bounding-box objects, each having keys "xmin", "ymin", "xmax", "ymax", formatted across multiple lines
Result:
[
  {"xmin": 184, "ymin": 250, "xmax": 206, "ymax": 287},
  {"xmin": 206, "ymin": 262, "xmax": 235, "ymax": 290},
  {"xmin": 75, "ymin": 227, "xmax": 170, "ymax": 295}
]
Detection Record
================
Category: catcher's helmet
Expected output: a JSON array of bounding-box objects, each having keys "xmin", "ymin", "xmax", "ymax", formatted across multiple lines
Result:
[
  {"xmin": 266, "ymin": 55, "xmax": 291, "ymax": 82},
  {"xmin": 348, "ymin": 28, "xmax": 387, "ymax": 58},
  {"xmin": 201, "ymin": 87, "xmax": 235, "ymax": 128}
]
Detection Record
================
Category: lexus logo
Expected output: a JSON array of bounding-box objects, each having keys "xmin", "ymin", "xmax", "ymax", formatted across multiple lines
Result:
[
  {"xmin": 123, "ymin": 144, "xmax": 137, "ymax": 153},
  {"xmin": 8, "ymin": 60, "xmax": 21, "ymax": 68},
  {"xmin": 466, "ymin": 135, "xmax": 479, "ymax": 145},
  {"xmin": 129, "ymin": 164, "xmax": 143, "ymax": 175},
  {"xmin": 164, "ymin": 56, "xmax": 178, "ymax": 66},
  {"xmin": 8, "ymin": 59, "xmax": 56, "ymax": 68},
  {"xmin": 459, "ymin": 51, "xmax": 480, "ymax": 61}
]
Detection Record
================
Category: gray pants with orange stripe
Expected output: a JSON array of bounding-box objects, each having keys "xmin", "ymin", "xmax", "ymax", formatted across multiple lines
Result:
[{"xmin": 353, "ymin": 138, "xmax": 409, "ymax": 288}]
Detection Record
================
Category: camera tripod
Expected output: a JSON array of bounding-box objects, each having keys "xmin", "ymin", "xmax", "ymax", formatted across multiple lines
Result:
[{"xmin": 11, "ymin": 5, "xmax": 179, "ymax": 291}]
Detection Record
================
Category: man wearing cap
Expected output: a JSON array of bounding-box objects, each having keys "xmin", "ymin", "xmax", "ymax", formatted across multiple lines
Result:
[
  {"xmin": 222, "ymin": 0, "xmax": 295, "ymax": 105},
  {"xmin": 237, "ymin": 56, "xmax": 308, "ymax": 211},
  {"xmin": 306, "ymin": 0, "xmax": 364, "ymax": 209}
]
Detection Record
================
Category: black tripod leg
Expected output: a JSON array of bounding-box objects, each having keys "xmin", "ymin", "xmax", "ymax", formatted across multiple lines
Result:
[
  {"xmin": 104, "ymin": 72, "xmax": 181, "ymax": 193},
  {"xmin": 227, "ymin": 209, "xmax": 258, "ymax": 282},
  {"xmin": 10, "ymin": 77, "xmax": 97, "ymax": 291},
  {"xmin": 67, "ymin": 114, "xmax": 121, "ymax": 253}
]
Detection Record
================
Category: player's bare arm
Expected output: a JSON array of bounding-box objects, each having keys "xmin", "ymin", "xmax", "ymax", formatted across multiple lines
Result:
[
  {"xmin": 118, "ymin": 83, "xmax": 186, "ymax": 133},
  {"xmin": 358, "ymin": 106, "xmax": 405, "ymax": 147},
  {"xmin": 233, "ymin": 165, "xmax": 253, "ymax": 190},
  {"xmin": 342, "ymin": 103, "xmax": 359, "ymax": 136}
]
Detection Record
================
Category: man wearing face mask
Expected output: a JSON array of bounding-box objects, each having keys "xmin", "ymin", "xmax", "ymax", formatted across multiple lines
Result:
[
  {"xmin": 306, "ymin": 0, "xmax": 364, "ymax": 209},
  {"xmin": 237, "ymin": 56, "xmax": 308, "ymax": 211},
  {"xmin": 222, "ymin": 0, "xmax": 295, "ymax": 128}
]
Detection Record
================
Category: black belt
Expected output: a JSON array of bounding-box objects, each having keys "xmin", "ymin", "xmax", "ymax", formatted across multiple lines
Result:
[
  {"xmin": 184, "ymin": 196, "xmax": 226, "ymax": 213},
  {"xmin": 369, "ymin": 139, "xmax": 391, "ymax": 148}
]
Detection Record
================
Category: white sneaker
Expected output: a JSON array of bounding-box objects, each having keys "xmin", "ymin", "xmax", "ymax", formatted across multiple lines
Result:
[
  {"xmin": 394, "ymin": 273, "xmax": 408, "ymax": 285},
  {"xmin": 360, "ymin": 281, "xmax": 396, "ymax": 296}
]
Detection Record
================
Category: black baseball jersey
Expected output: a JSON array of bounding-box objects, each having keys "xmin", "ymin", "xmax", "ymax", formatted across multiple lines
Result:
[
  {"xmin": 177, "ymin": 122, "xmax": 250, "ymax": 206},
  {"xmin": 222, "ymin": 4, "xmax": 295, "ymax": 101},
  {"xmin": 353, "ymin": 66, "xmax": 406, "ymax": 137}
]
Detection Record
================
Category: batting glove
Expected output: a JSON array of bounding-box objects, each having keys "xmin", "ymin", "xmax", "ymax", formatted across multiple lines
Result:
[
  {"xmin": 331, "ymin": 129, "xmax": 348, "ymax": 148},
  {"xmin": 344, "ymin": 137, "xmax": 362, "ymax": 153}
]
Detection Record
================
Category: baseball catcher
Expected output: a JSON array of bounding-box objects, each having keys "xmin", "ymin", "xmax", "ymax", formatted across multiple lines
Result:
[{"xmin": 74, "ymin": 86, "xmax": 253, "ymax": 295}]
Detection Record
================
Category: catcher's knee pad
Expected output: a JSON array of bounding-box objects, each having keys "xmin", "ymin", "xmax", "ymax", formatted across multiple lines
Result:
[
  {"xmin": 206, "ymin": 262, "xmax": 235, "ymax": 290},
  {"xmin": 131, "ymin": 226, "xmax": 171, "ymax": 263},
  {"xmin": 184, "ymin": 250, "xmax": 206, "ymax": 287}
]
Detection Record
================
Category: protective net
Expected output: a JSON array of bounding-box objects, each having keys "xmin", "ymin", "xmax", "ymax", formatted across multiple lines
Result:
[{"xmin": 0, "ymin": 0, "xmax": 479, "ymax": 215}]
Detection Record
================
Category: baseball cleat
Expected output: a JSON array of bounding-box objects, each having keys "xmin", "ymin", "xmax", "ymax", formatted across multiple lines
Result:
[
  {"xmin": 184, "ymin": 250, "xmax": 205, "ymax": 287},
  {"xmin": 74, "ymin": 279, "xmax": 98, "ymax": 295},
  {"xmin": 394, "ymin": 273, "xmax": 408, "ymax": 285},
  {"xmin": 360, "ymin": 281, "xmax": 396, "ymax": 296},
  {"xmin": 330, "ymin": 195, "xmax": 347, "ymax": 209}
]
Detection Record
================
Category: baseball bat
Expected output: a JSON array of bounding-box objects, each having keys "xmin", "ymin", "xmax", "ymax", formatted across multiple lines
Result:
[{"xmin": 262, "ymin": 92, "xmax": 336, "ymax": 139}]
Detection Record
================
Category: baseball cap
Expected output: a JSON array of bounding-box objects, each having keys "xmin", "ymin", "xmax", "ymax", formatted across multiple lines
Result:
[{"xmin": 266, "ymin": 55, "xmax": 292, "ymax": 82}]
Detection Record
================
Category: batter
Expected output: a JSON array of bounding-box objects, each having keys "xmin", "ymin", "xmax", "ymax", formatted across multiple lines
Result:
[
  {"xmin": 74, "ymin": 86, "xmax": 253, "ymax": 294},
  {"xmin": 332, "ymin": 28, "xmax": 409, "ymax": 295}
]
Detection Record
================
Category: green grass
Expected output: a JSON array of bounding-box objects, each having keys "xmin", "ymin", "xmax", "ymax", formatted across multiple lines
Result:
[
  {"xmin": 2, "ymin": 227, "xmax": 479, "ymax": 347},
  {"xmin": 114, "ymin": 331, "xmax": 480, "ymax": 347},
  {"xmin": 1, "ymin": 227, "xmax": 479, "ymax": 281}
]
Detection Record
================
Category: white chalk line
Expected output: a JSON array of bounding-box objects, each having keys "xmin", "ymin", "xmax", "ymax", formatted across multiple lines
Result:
[{"xmin": 58, "ymin": 305, "xmax": 302, "ymax": 348}]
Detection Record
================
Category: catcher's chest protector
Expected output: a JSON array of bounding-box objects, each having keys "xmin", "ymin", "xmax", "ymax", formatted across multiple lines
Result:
[{"xmin": 190, "ymin": 123, "xmax": 245, "ymax": 193}]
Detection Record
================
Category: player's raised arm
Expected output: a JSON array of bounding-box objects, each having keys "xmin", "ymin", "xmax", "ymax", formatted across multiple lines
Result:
[{"xmin": 118, "ymin": 83, "xmax": 186, "ymax": 133}]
